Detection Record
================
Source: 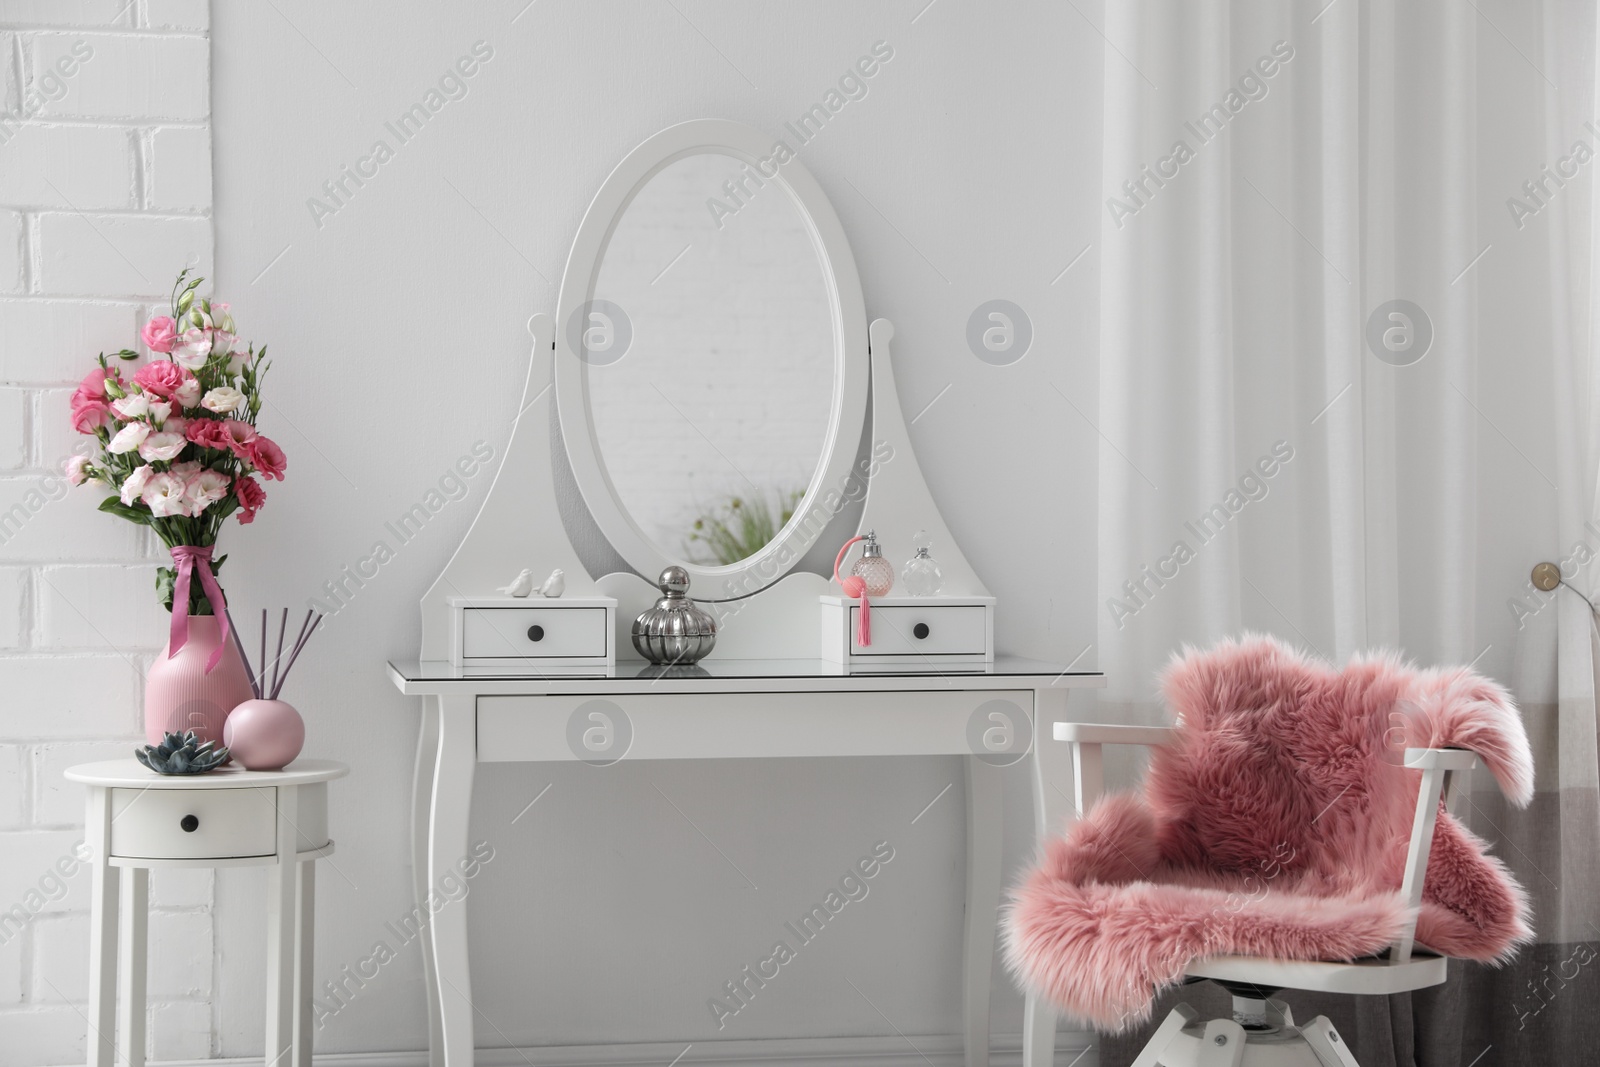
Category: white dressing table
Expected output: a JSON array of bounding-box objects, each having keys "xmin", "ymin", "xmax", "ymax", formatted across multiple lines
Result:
[
  {"xmin": 392, "ymin": 658, "xmax": 1099, "ymax": 1067},
  {"xmin": 392, "ymin": 119, "xmax": 1099, "ymax": 1067}
]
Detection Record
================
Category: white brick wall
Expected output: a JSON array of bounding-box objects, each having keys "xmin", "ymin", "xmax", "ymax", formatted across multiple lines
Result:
[{"xmin": 0, "ymin": 1, "xmax": 215, "ymax": 1061}]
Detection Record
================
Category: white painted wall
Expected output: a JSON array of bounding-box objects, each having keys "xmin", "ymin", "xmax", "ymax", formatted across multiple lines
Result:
[
  {"xmin": 1, "ymin": 1, "xmax": 1102, "ymax": 1062},
  {"xmin": 0, "ymin": 1, "xmax": 215, "ymax": 1062}
]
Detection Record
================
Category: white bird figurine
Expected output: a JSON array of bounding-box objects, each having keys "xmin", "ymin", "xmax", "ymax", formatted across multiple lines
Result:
[
  {"xmin": 538, "ymin": 568, "xmax": 565, "ymax": 597},
  {"xmin": 497, "ymin": 569, "xmax": 535, "ymax": 597}
]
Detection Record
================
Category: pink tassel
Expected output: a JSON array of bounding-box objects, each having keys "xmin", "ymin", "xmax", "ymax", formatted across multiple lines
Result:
[{"xmin": 833, "ymin": 534, "xmax": 872, "ymax": 647}]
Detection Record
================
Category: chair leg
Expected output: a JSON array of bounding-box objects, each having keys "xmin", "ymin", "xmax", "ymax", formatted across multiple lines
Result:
[
  {"xmin": 1129, "ymin": 1003, "xmax": 1199, "ymax": 1067},
  {"xmin": 1302, "ymin": 1015, "xmax": 1362, "ymax": 1066}
]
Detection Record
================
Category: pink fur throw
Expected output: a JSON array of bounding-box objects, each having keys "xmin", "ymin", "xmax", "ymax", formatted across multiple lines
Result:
[{"xmin": 1004, "ymin": 634, "xmax": 1533, "ymax": 1032}]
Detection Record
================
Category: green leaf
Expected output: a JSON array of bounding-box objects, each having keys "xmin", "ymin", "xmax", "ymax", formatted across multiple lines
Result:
[
  {"xmin": 97, "ymin": 496, "xmax": 151, "ymax": 526},
  {"xmin": 213, "ymin": 495, "xmax": 240, "ymax": 520},
  {"xmin": 156, "ymin": 566, "xmax": 175, "ymax": 612}
]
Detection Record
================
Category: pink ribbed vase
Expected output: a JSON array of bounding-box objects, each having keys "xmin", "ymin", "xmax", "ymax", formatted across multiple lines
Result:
[{"xmin": 143, "ymin": 615, "xmax": 253, "ymax": 746}]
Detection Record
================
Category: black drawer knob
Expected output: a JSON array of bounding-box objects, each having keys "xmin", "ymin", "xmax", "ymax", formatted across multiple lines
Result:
[
  {"xmin": 527, "ymin": 625, "xmax": 545, "ymax": 642},
  {"xmin": 913, "ymin": 622, "xmax": 930, "ymax": 640},
  {"xmin": 180, "ymin": 814, "xmax": 199, "ymax": 833}
]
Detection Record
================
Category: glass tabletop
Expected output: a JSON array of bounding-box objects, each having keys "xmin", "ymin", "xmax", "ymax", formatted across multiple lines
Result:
[{"xmin": 387, "ymin": 654, "xmax": 1094, "ymax": 683}]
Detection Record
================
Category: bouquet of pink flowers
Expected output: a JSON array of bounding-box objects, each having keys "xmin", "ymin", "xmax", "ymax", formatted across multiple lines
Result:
[{"xmin": 68, "ymin": 270, "xmax": 285, "ymax": 621}]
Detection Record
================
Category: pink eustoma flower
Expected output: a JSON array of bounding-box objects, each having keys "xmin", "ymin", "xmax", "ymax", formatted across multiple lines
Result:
[
  {"xmin": 235, "ymin": 475, "xmax": 265, "ymax": 523},
  {"xmin": 247, "ymin": 435, "xmax": 286, "ymax": 481},
  {"xmin": 223, "ymin": 419, "xmax": 258, "ymax": 457},
  {"xmin": 185, "ymin": 419, "xmax": 233, "ymax": 452},
  {"xmin": 69, "ymin": 397, "xmax": 111, "ymax": 434},
  {"xmin": 142, "ymin": 316, "xmax": 178, "ymax": 354},
  {"xmin": 132, "ymin": 361, "xmax": 191, "ymax": 400}
]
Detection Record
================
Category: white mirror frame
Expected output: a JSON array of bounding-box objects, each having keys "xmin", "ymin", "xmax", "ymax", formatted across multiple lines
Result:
[{"xmin": 555, "ymin": 118, "xmax": 869, "ymax": 600}]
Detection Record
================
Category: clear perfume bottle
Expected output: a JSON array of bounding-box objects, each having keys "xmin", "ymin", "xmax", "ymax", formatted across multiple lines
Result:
[
  {"xmin": 902, "ymin": 530, "xmax": 944, "ymax": 596},
  {"xmin": 850, "ymin": 530, "xmax": 895, "ymax": 596}
]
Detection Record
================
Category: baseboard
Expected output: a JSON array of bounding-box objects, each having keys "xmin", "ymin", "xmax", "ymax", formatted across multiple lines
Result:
[{"xmin": 145, "ymin": 1032, "xmax": 1099, "ymax": 1067}]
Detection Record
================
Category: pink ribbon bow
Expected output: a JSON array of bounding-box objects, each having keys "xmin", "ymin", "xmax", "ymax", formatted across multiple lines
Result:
[{"xmin": 169, "ymin": 545, "xmax": 231, "ymax": 673}]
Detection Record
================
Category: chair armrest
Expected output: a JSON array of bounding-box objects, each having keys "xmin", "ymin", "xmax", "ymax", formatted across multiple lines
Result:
[
  {"xmin": 1403, "ymin": 748, "xmax": 1479, "ymax": 771},
  {"xmin": 1054, "ymin": 723, "xmax": 1176, "ymax": 746},
  {"xmin": 1392, "ymin": 751, "xmax": 1476, "ymax": 962},
  {"xmin": 1054, "ymin": 724, "xmax": 1174, "ymax": 818}
]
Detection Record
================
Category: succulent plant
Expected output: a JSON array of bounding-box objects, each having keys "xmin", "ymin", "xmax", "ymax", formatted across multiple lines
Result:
[{"xmin": 135, "ymin": 730, "xmax": 230, "ymax": 775}]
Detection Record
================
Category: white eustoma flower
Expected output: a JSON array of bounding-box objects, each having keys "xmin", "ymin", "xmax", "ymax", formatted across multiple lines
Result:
[
  {"xmin": 173, "ymin": 377, "xmax": 202, "ymax": 408},
  {"xmin": 148, "ymin": 400, "xmax": 173, "ymax": 426},
  {"xmin": 138, "ymin": 431, "xmax": 186, "ymax": 462},
  {"xmin": 172, "ymin": 328, "xmax": 213, "ymax": 371},
  {"xmin": 107, "ymin": 422, "xmax": 151, "ymax": 454},
  {"xmin": 141, "ymin": 472, "xmax": 188, "ymax": 517},
  {"xmin": 111, "ymin": 393, "xmax": 150, "ymax": 420},
  {"xmin": 201, "ymin": 387, "xmax": 245, "ymax": 415},
  {"xmin": 183, "ymin": 469, "xmax": 231, "ymax": 514},
  {"xmin": 120, "ymin": 465, "xmax": 155, "ymax": 506}
]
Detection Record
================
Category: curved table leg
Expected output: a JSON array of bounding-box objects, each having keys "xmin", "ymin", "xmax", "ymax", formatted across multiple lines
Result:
[
  {"xmin": 963, "ymin": 754, "xmax": 1004, "ymax": 1067},
  {"xmin": 1024, "ymin": 687, "xmax": 1075, "ymax": 1067},
  {"xmin": 412, "ymin": 701, "xmax": 443, "ymax": 1067},
  {"xmin": 429, "ymin": 695, "xmax": 477, "ymax": 1067}
]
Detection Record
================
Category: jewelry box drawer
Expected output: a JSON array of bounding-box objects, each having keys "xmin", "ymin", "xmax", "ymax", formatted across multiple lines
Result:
[
  {"xmin": 848, "ymin": 605, "xmax": 987, "ymax": 656},
  {"xmin": 462, "ymin": 606, "xmax": 609, "ymax": 659},
  {"xmin": 109, "ymin": 784, "xmax": 329, "ymax": 860}
]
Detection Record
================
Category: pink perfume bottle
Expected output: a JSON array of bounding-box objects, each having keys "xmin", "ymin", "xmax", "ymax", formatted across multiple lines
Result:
[{"xmin": 850, "ymin": 530, "xmax": 895, "ymax": 596}]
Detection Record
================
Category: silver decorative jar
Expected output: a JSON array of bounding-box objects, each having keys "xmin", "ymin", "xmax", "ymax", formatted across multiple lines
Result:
[{"xmin": 631, "ymin": 566, "xmax": 718, "ymax": 665}]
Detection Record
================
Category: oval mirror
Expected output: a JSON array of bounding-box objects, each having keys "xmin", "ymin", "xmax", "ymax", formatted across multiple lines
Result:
[{"xmin": 556, "ymin": 120, "xmax": 868, "ymax": 600}]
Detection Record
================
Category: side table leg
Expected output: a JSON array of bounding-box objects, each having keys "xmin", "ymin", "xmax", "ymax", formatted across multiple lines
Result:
[
  {"xmin": 412, "ymin": 700, "xmax": 444, "ymax": 1067},
  {"xmin": 293, "ymin": 860, "xmax": 316, "ymax": 1067},
  {"xmin": 429, "ymin": 697, "xmax": 477, "ymax": 1067},
  {"xmin": 265, "ymin": 787, "xmax": 299, "ymax": 1067},
  {"xmin": 87, "ymin": 786, "xmax": 120, "ymax": 1067},
  {"xmin": 118, "ymin": 867, "xmax": 148, "ymax": 1067}
]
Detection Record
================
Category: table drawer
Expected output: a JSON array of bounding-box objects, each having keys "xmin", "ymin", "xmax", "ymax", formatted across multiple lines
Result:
[
  {"xmin": 462, "ymin": 607, "xmax": 608, "ymax": 659},
  {"xmin": 849, "ymin": 605, "xmax": 987, "ymax": 656},
  {"xmin": 478, "ymin": 690, "xmax": 1034, "ymax": 761},
  {"xmin": 111, "ymin": 786, "xmax": 275, "ymax": 860},
  {"xmin": 108, "ymin": 783, "xmax": 329, "ymax": 860}
]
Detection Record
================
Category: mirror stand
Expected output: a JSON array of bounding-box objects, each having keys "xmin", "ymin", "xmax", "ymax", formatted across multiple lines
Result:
[{"xmin": 418, "ymin": 315, "xmax": 990, "ymax": 664}]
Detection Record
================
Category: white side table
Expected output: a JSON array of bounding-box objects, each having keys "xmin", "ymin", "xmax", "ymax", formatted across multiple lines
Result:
[{"xmin": 66, "ymin": 759, "xmax": 348, "ymax": 1067}]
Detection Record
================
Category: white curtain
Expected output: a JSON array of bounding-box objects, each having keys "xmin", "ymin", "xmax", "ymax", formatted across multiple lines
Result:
[{"xmin": 1093, "ymin": 0, "xmax": 1600, "ymax": 1062}]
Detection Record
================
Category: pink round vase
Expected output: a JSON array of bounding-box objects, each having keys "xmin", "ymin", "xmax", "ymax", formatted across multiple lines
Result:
[
  {"xmin": 223, "ymin": 699, "xmax": 305, "ymax": 771},
  {"xmin": 144, "ymin": 615, "xmax": 253, "ymax": 746}
]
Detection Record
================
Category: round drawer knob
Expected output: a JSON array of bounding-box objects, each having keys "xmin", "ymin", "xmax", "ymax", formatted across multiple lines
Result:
[
  {"xmin": 526, "ymin": 625, "xmax": 545, "ymax": 642},
  {"xmin": 913, "ymin": 622, "xmax": 930, "ymax": 640},
  {"xmin": 180, "ymin": 814, "xmax": 199, "ymax": 833}
]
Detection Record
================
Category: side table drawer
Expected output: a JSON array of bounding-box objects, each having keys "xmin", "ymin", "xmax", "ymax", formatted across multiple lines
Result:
[
  {"xmin": 108, "ymin": 783, "xmax": 329, "ymax": 860},
  {"xmin": 462, "ymin": 607, "xmax": 609, "ymax": 659},
  {"xmin": 849, "ymin": 605, "xmax": 987, "ymax": 656}
]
